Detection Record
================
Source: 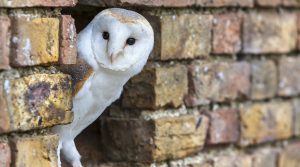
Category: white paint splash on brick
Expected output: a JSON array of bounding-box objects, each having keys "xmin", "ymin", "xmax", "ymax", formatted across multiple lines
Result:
[
  {"xmin": 69, "ymin": 23, "xmax": 76, "ymax": 48},
  {"xmin": 7, "ymin": 0, "xmax": 12, "ymax": 6},
  {"xmin": 170, "ymin": 154, "xmax": 206, "ymax": 166},
  {"xmin": 22, "ymin": 38, "xmax": 34, "ymax": 65},
  {"xmin": 141, "ymin": 105, "xmax": 190, "ymax": 120},
  {"xmin": 12, "ymin": 36, "xmax": 19, "ymax": 44},
  {"xmin": 4, "ymin": 79, "xmax": 10, "ymax": 94},
  {"xmin": 217, "ymin": 72, "xmax": 225, "ymax": 81}
]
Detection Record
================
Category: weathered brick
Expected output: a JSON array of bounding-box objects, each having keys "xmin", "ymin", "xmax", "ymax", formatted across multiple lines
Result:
[
  {"xmin": 74, "ymin": 122, "xmax": 105, "ymax": 166},
  {"xmin": 170, "ymin": 156, "xmax": 212, "ymax": 167},
  {"xmin": 207, "ymin": 109, "xmax": 239, "ymax": 144},
  {"xmin": 278, "ymin": 142, "xmax": 300, "ymax": 167},
  {"xmin": 243, "ymin": 11, "xmax": 297, "ymax": 54},
  {"xmin": 278, "ymin": 56, "xmax": 300, "ymax": 96},
  {"xmin": 0, "ymin": 74, "xmax": 73, "ymax": 133},
  {"xmin": 101, "ymin": 110, "xmax": 209, "ymax": 162},
  {"xmin": 298, "ymin": 13, "xmax": 300, "ymax": 50},
  {"xmin": 122, "ymin": 64, "xmax": 188, "ymax": 109},
  {"xmin": 291, "ymin": 99, "xmax": 300, "ymax": 136},
  {"xmin": 11, "ymin": 135, "xmax": 59, "ymax": 167},
  {"xmin": 250, "ymin": 60, "xmax": 277, "ymax": 100},
  {"xmin": 0, "ymin": 142, "xmax": 11, "ymax": 167},
  {"xmin": 212, "ymin": 13, "xmax": 242, "ymax": 54},
  {"xmin": 251, "ymin": 148, "xmax": 278, "ymax": 167},
  {"xmin": 298, "ymin": 36, "xmax": 300, "ymax": 51},
  {"xmin": 60, "ymin": 15, "xmax": 77, "ymax": 65},
  {"xmin": 10, "ymin": 16, "xmax": 59, "ymax": 67},
  {"xmin": 81, "ymin": 0, "xmax": 195, "ymax": 7},
  {"xmin": 0, "ymin": 0, "xmax": 77, "ymax": 7},
  {"xmin": 171, "ymin": 163, "xmax": 212, "ymax": 167},
  {"xmin": 199, "ymin": 0, "xmax": 254, "ymax": 7},
  {"xmin": 213, "ymin": 153, "xmax": 252, "ymax": 167},
  {"xmin": 255, "ymin": 0, "xmax": 281, "ymax": 6},
  {"xmin": 239, "ymin": 101, "xmax": 293, "ymax": 146},
  {"xmin": 77, "ymin": 0, "xmax": 109, "ymax": 6},
  {"xmin": 185, "ymin": 61, "xmax": 250, "ymax": 106},
  {"xmin": 97, "ymin": 162, "xmax": 168, "ymax": 167},
  {"xmin": 0, "ymin": 80, "xmax": 9, "ymax": 134},
  {"xmin": 80, "ymin": 0, "xmax": 253, "ymax": 7},
  {"xmin": 149, "ymin": 14, "xmax": 212, "ymax": 60},
  {"xmin": 84, "ymin": 0, "xmax": 195, "ymax": 7},
  {"xmin": 282, "ymin": 0, "xmax": 300, "ymax": 6},
  {"xmin": 0, "ymin": 16, "xmax": 10, "ymax": 70}
]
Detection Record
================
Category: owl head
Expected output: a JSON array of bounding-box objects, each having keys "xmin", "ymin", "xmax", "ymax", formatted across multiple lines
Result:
[{"xmin": 77, "ymin": 8, "xmax": 154, "ymax": 72}]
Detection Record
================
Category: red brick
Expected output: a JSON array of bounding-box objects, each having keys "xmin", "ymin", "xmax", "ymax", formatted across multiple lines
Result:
[
  {"xmin": 243, "ymin": 11, "xmax": 297, "ymax": 54},
  {"xmin": 207, "ymin": 109, "xmax": 239, "ymax": 144},
  {"xmin": 282, "ymin": 0, "xmax": 300, "ymax": 6},
  {"xmin": 0, "ymin": 142, "xmax": 11, "ymax": 167},
  {"xmin": 80, "ymin": 0, "xmax": 197, "ymax": 7},
  {"xmin": 0, "ymin": 16, "xmax": 11, "ymax": 70},
  {"xmin": 250, "ymin": 60, "xmax": 277, "ymax": 100},
  {"xmin": 185, "ymin": 61, "xmax": 250, "ymax": 106},
  {"xmin": 200, "ymin": 0, "xmax": 254, "ymax": 7},
  {"xmin": 81, "ymin": 0, "xmax": 254, "ymax": 7},
  {"xmin": 255, "ymin": 0, "xmax": 281, "ymax": 6},
  {"xmin": 0, "ymin": 0, "xmax": 77, "ymax": 7},
  {"xmin": 278, "ymin": 56, "xmax": 300, "ymax": 96},
  {"xmin": 60, "ymin": 15, "xmax": 77, "ymax": 65},
  {"xmin": 212, "ymin": 13, "xmax": 242, "ymax": 54}
]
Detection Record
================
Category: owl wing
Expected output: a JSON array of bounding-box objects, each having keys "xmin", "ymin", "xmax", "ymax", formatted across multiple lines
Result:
[{"xmin": 58, "ymin": 57, "xmax": 94, "ymax": 97}]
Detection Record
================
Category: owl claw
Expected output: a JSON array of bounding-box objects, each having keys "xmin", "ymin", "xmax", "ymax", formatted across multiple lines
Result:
[{"xmin": 72, "ymin": 161, "xmax": 83, "ymax": 167}]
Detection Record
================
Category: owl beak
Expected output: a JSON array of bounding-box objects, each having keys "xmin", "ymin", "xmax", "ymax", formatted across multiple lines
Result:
[
  {"xmin": 110, "ymin": 53, "xmax": 114, "ymax": 64},
  {"xmin": 109, "ymin": 51, "xmax": 122, "ymax": 64}
]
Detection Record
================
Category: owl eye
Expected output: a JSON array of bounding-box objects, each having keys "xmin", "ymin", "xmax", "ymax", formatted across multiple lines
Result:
[
  {"xmin": 102, "ymin": 31, "xmax": 109, "ymax": 40},
  {"xmin": 126, "ymin": 38, "xmax": 136, "ymax": 45}
]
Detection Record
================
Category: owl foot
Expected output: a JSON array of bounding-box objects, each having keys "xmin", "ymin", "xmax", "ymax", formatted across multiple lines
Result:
[{"xmin": 72, "ymin": 161, "xmax": 83, "ymax": 167}]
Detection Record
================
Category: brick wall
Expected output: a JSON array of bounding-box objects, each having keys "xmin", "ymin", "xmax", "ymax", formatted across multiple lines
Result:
[
  {"xmin": 1, "ymin": 0, "xmax": 300, "ymax": 167},
  {"xmin": 75, "ymin": 1, "xmax": 300, "ymax": 167},
  {"xmin": 0, "ymin": 1, "xmax": 77, "ymax": 166}
]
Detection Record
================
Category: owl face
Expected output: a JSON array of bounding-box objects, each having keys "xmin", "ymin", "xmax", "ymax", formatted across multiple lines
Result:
[{"xmin": 78, "ymin": 8, "xmax": 154, "ymax": 71}]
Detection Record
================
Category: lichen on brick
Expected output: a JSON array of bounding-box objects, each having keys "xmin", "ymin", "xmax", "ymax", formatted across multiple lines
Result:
[{"xmin": 0, "ymin": 72, "xmax": 73, "ymax": 133}]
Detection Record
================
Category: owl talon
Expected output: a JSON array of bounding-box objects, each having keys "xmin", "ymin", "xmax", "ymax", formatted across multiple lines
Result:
[{"xmin": 72, "ymin": 161, "xmax": 83, "ymax": 167}]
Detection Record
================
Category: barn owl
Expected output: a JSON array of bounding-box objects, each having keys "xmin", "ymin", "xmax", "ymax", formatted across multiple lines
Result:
[{"xmin": 52, "ymin": 8, "xmax": 154, "ymax": 167}]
